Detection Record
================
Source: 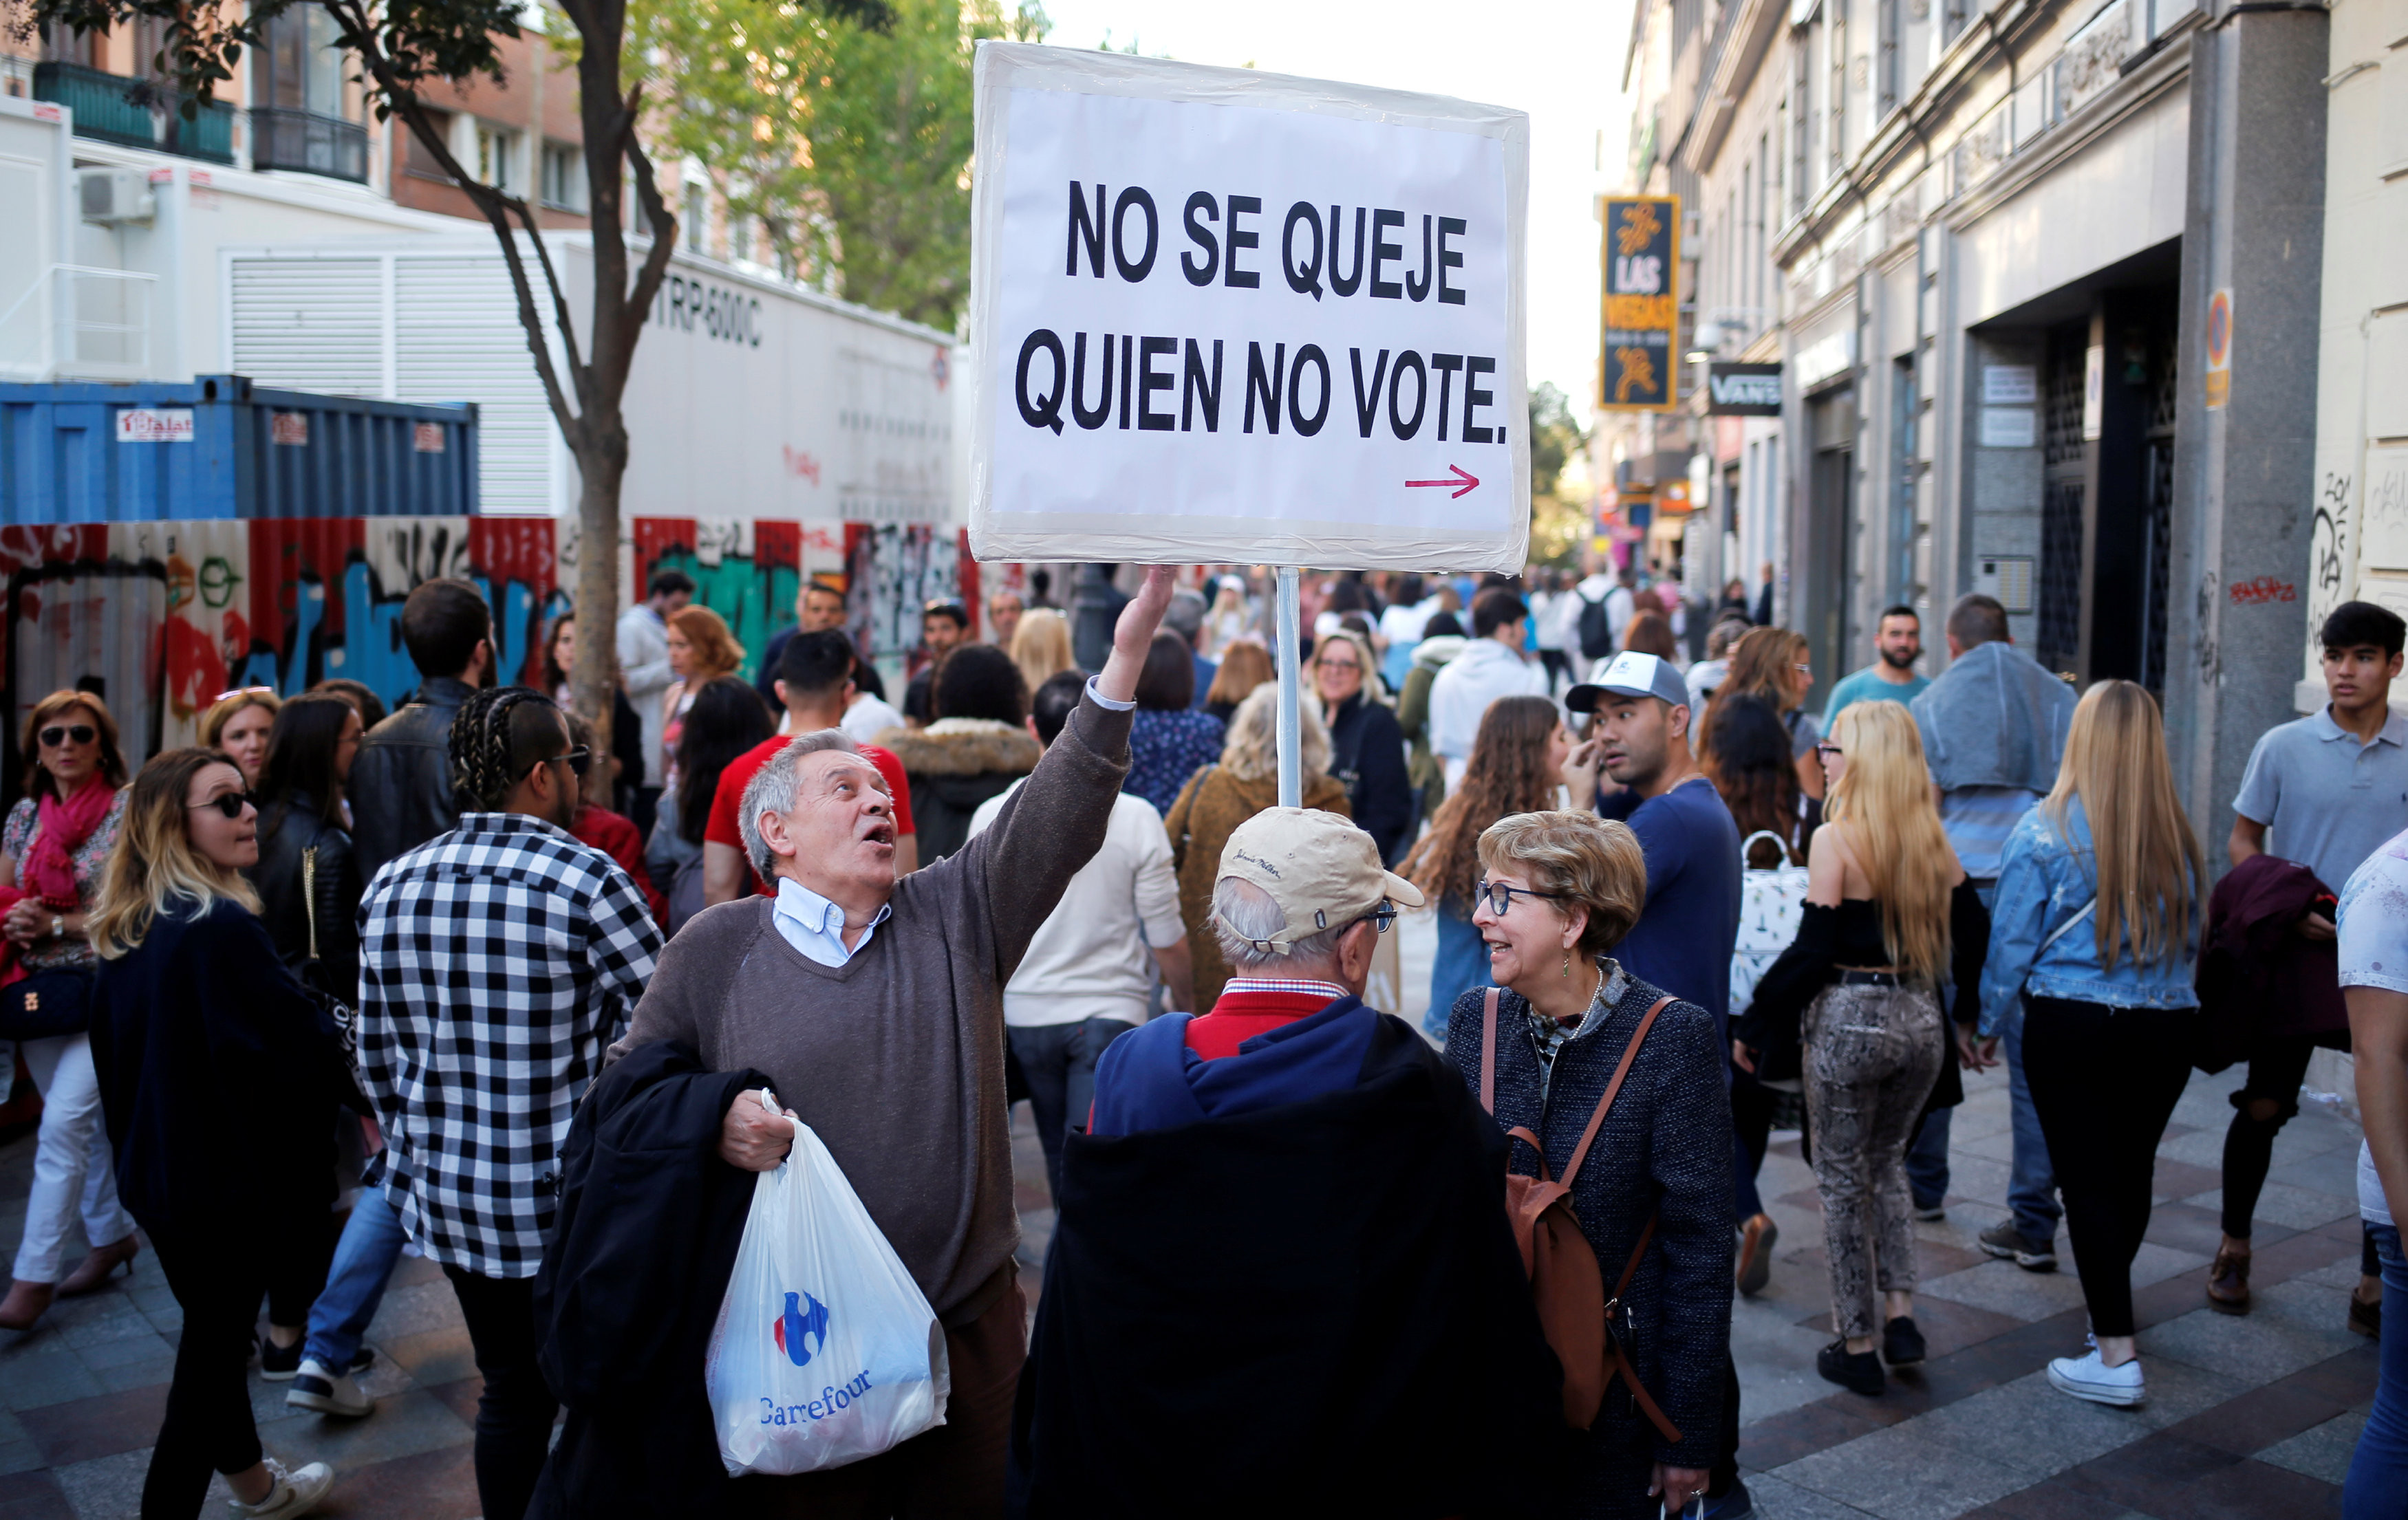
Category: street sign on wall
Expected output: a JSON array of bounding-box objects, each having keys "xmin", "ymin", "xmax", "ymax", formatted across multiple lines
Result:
[
  {"xmin": 1599, "ymin": 195, "xmax": 1680, "ymax": 413},
  {"xmin": 967, "ymin": 43, "xmax": 1531, "ymax": 571}
]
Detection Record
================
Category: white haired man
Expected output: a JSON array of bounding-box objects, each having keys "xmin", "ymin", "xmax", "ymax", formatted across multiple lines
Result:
[{"xmin": 607, "ymin": 568, "xmax": 1174, "ymax": 1516}]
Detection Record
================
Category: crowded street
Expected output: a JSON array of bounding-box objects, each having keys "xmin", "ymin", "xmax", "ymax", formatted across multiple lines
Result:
[{"xmin": 1, "ymin": 1024, "xmax": 2380, "ymax": 1519}]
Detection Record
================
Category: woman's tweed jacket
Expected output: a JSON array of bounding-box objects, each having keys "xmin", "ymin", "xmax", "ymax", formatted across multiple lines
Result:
[{"xmin": 1444, "ymin": 969, "xmax": 1735, "ymax": 1484}]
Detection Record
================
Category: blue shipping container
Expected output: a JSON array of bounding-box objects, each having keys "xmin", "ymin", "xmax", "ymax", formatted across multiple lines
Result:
[{"xmin": 0, "ymin": 375, "xmax": 480, "ymax": 522}]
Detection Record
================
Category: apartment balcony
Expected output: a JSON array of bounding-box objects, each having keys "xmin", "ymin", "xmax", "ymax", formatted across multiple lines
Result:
[
  {"xmin": 32, "ymin": 59, "xmax": 235, "ymax": 164},
  {"xmin": 250, "ymin": 106, "xmax": 369, "ymax": 182}
]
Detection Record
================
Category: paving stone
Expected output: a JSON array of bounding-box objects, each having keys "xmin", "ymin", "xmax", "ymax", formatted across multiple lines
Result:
[
  {"xmin": 323, "ymin": 1442, "xmax": 482, "ymax": 1520},
  {"xmin": 2148, "ymin": 1202, "xmax": 2238, "ymax": 1257},
  {"xmin": 1745, "ymin": 1469, "xmax": 1886, "ymax": 1520},
  {"xmin": 1917, "ymin": 1258, "xmax": 2093, "ymax": 1322},
  {"xmin": 88, "ymin": 1362, "xmax": 172, "ymax": 1398},
  {"xmin": 1960, "ymin": 1475, "xmax": 2151, "ymax": 1520},
  {"xmin": 2183, "ymin": 1184, "xmax": 2357, "ymax": 1234},
  {"xmin": 268, "ymin": 1387, "xmax": 471, "ymax": 1469},
  {"xmin": 2267, "ymin": 1145, "xmax": 2365, "ymax": 1200},
  {"xmin": 2054, "ymin": 1431, "xmax": 2247, "ymax": 1510},
  {"xmin": 0, "ymin": 1439, "xmax": 43, "ymax": 1477},
  {"xmin": 2139, "ymin": 1301, "xmax": 2363, "ymax": 1384},
  {"xmin": 11, "ymin": 1389, "xmax": 165, "ymax": 1469},
  {"xmin": 379, "ymin": 1323, "xmax": 479, "ymax": 1389},
  {"xmin": 59, "ymin": 1333, "xmax": 167, "ymax": 1376},
  {"xmin": 1740, "ymin": 1400, "xmax": 1891, "ymax": 1471},
  {"xmin": 2143, "ymin": 1455, "xmax": 2343, "ymax": 1520},
  {"xmin": 2253, "ymin": 1409, "xmax": 2365, "ymax": 1485},
  {"xmin": 362, "ymin": 1280, "xmax": 462, "ymax": 1342},
  {"xmin": 0, "ymin": 1351, "xmax": 103, "ymax": 1413},
  {"xmin": 43, "ymin": 1445, "xmax": 234, "ymax": 1520},
  {"xmin": 1774, "ymin": 1424, "xmax": 2035, "ymax": 1520},
  {"xmin": 0, "ymin": 1468, "xmax": 76, "ymax": 1520}
]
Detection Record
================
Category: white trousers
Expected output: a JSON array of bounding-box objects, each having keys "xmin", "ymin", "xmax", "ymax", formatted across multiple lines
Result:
[{"xmin": 13, "ymin": 1032, "xmax": 133, "ymax": 1283}]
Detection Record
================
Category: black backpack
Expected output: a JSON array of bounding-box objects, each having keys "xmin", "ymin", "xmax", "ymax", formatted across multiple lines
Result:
[{"xmin": 1576, "ymin": 587, "xmax": 1615, "ymax": 662}]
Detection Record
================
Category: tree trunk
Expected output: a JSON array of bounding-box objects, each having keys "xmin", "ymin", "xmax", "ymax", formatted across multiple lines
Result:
[{"xmin": 570, "ymin": 415, "xmax": 630, "ymax": 774}]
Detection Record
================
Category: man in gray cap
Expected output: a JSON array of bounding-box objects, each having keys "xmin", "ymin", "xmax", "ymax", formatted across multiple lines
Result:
[{"xmin": 1008, "ymin": 807, "xmax": 1563, "ymax": 1515}]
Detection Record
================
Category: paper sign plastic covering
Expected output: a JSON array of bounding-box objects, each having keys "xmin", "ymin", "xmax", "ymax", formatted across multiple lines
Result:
[{"xmin": 968, "ymin": 43, "xmax": 1531, "ymax": 572}]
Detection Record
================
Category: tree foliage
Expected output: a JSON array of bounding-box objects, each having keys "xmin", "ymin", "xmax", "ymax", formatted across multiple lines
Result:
[
  {"xmin": 625, "ymin": 0, "xmax": 1042, "ymax": 331},
  {"xmin": 1526, "ymin": 382, "xmax": 1592, "ymax": 568}
]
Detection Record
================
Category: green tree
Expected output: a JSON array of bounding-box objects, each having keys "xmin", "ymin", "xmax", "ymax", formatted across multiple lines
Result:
[
  {"xmin": 21, "ymin": 0, "xmax": 876, "ymax": 751},
  {"xmin": 1527, "ymin": 381, "xmax": 1591, "ymax": 567},
  {"xmin": 630, "ymin": 0, "xmax": 1042, "ymax": 332}
]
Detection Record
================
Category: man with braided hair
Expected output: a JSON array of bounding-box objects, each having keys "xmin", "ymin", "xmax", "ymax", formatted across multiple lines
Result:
[
  {"xmin": 609, "ymin": 567, "xmax": 1175, "ymax": 1515},
  {"xmin": 358, "ymin": 686, "xmax": 662, "ymax": 1520}
]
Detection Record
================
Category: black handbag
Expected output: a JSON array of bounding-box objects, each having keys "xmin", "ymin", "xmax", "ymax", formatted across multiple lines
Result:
[
  {"xmin": 301, "ymin": 847, "xmax": 374, "ymax": 1116},
  {"xmin": 0, "ymin": 965, "xmax": 94, "ymax": 1040}
]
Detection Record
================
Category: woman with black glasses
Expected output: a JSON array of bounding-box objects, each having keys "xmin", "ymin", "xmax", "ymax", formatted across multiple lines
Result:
[
  {"xmin": 0, "ymin": 691, "xmax": 136, "ymax": 1333},
  {"xmin": 1439, "ymin": 810, "xmax": 1734, "ymax": 1520}
]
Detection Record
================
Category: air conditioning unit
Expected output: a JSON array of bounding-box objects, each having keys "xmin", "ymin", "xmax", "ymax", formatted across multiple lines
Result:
[{"xmin": 78, "ymin": 169, "xmax": 155, "ymax": 225}]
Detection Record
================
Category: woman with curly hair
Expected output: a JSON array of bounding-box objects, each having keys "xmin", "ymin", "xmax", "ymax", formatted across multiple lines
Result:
[{"xmin": 1402, "ymin": 694, "xmax": 1600, "ymax": 1039}]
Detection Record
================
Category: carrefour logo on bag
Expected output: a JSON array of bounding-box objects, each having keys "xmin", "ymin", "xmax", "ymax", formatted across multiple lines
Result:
[{"xmin": 774, "ymin": 1290, "xmax": 830, "ymax": 1367}]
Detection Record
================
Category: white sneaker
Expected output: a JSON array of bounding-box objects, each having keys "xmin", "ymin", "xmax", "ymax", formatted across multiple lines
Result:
[
  {"xmin": 2047, "ymin": 1347, "xmax": 2146, "ymax": 1407},
  {"xmin": 286, "ymin": 1358, "xmax": 374, "ymax": 1418},
  {"xmin": 229, "ymin": 1457, "xmax": 334, "ymax": 1517}
]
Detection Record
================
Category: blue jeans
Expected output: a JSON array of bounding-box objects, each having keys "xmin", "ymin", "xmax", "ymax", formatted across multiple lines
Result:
[
  {"xmin": 302, "ymin": 1187, "xmax": 407, "ymax": 1372},
  {"xmin": 1907, "ymin": 1107, "xmax": 1952, "ymax": 1210},
  {"xmin": 2347, "ymin": 1222, "xmax": 2408, "ymax": 1520},
  {"xmin": 2001, "ymin": 995, "xmax": 2063, "ymax": 1241},
  {"xmin": 1426, "ymin": 900, "xmax": 1492, "ymax": 1042}
]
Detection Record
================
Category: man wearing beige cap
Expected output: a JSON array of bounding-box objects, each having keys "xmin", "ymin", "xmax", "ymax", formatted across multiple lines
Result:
[{"xmin": 1007, "ymin": 808, "xmax": 1562, "ymax": 1516}]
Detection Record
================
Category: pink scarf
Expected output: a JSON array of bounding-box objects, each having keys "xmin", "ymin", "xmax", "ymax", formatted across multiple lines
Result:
[{"xmin": 28, "ymin": 779, "xmax": 113, "ymax": 911}]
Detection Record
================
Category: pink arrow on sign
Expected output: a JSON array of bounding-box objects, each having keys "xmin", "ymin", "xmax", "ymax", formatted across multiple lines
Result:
[{"xmin": 1406, "ymin": 464, "xmax": 1480, "ymax": 499}]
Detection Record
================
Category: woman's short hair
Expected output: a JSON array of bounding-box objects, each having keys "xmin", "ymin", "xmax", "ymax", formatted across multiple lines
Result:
[
  {"xmin": 932, "ymin": 643, "xmax": 1029, "ymax": 726},
  {"xmin": 1474, "ymin": 810, "xmax": 1648, "ymax": 958},
  {"xmin": 667, "ymin": 604, "xmax": 745, "ymax": 682},
  {"xmin": 200, "ymin": 686, "xmax": 282, "ymax": 750},
  {"xmin": 1135, "ymin": 630, "xmax": 1196, "ymax": 711},
  {"xmin": 21, "ymin": 688, "xmax": 128, "ymax": 801},
  {"xmin": 89, "ymin": 748, "xmax": 259, "ymax": 959}
]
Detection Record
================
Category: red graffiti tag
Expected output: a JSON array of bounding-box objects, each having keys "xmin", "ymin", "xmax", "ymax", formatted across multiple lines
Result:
[
  {"xmin": 2229, "ymin": 576, "xmax": 2297, "ymax": 606},
  {"xmin": 782, "ymin": 448, "xmax": 822, "ymax": 486}
]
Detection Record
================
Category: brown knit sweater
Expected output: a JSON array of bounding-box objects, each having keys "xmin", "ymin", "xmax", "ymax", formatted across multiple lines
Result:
[
  {"xmin": 1162, "ymin": 766, "xmax": 1353, "ymax": 1008},
  {"xmin": 607, "ymin": 695, "xmax": 1133, "ymax": 1321}
]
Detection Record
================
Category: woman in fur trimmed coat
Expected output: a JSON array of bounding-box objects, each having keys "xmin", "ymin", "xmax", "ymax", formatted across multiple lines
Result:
[{"xmin": 877, "ymin": 643, "xmax": 1042, "ymax": 864}]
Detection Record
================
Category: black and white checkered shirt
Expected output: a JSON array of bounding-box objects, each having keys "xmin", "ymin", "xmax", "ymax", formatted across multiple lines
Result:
[{"xmin": 358, "ymin": 812, "xmax": 661, "ymax": 1279}]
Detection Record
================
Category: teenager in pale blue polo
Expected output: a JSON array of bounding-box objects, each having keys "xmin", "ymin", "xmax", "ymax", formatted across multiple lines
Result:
[{"xmin": 2215, "ymin": 599, "xmax": 2408, "ymax": 1326}]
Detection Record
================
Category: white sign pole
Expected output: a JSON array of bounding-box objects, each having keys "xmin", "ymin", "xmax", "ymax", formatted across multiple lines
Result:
[{"xmin": 1276, "ymin": 567, "xmax": 1302, "ymax": 808}]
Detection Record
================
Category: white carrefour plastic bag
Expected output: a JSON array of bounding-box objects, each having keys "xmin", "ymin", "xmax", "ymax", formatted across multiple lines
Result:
[{"xmin": 705, "ymin": 1091, "xmax": 951, "ymax": 1476}]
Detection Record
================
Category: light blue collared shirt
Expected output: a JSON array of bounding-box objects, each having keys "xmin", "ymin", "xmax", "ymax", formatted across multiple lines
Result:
[
  {"xmin": 766, "ymin": 675, "xmax": 1133, "ymax": 967},
  {"xmin": 773, "ymin": 877, "xmax": 893, "ymax": 967}
]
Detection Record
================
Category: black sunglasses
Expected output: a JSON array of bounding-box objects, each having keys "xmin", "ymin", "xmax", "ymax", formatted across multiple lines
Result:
[
  {"xmin": 1473, "ymin": 879, "xmax": 1567, "ymax": 917},
  {"xmin": 522, "ymin": 745, "xmax": 593, "ymax": 781},
  {"xmin": 39, "ymin": 725, "xmax": 96, "ymax": 748},
  {"xmin": 187, "ymin": 790, "xmax": 256, "ymax": 820}
]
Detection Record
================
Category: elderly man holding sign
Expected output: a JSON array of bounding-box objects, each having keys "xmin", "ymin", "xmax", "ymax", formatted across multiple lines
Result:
[{"xmin": 610, "ymin": 568, "xmax": 1172, "ymax": 1514}]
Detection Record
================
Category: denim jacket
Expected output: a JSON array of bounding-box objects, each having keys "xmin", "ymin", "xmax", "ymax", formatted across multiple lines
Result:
[{"xmin": 1977, "ymin": 794, "xmax": 2200, "ymax": 1035}]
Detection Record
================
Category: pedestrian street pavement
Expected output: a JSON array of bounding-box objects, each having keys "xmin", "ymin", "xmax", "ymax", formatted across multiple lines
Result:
[{"xmin": 0, "ymin": 1037, "xmax": 2378, "ymax": 1519}]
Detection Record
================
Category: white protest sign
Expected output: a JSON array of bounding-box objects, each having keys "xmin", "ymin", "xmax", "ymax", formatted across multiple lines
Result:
[{"xmin": 969, "ymin": 43, "xmax": 1530, "ymax": 572}]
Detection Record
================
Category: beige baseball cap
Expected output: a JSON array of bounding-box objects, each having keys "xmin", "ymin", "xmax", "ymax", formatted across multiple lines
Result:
[{"xmin": 1213, "ymin": 807, "xmax": 1426, "ymax": 953}]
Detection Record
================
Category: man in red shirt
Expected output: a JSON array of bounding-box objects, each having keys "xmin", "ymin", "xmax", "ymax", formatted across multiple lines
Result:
[{"xmin": 703, "ymin": 629, "xmax": 916, "ymax": 904}]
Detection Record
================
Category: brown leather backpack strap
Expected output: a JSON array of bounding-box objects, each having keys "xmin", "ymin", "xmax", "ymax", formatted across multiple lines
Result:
[
  {"xmin": 1604, "ymin": 1210, "xmax": 1684, "ymax": 1444},
  {"xmin": 1559, "ymin": 995, "xmax": 1674, "ymax": 1191},
  {"xmin": 1505, "ymin": 1125, "xmax": 1554, "ymax": 1182},
  {"xmin": 1480, "ymin": 987, "xmax": 1502, "ymax": 1115}
]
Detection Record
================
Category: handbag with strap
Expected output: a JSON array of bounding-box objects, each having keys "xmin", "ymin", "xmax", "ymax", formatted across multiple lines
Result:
[
  {"xmin": 301, "ymin": 847, "xmax": 374, "ymax": 1115},
  {"xmin": 1479, "ymin": 986, "xmax": 1682, "ymax": 1441}
]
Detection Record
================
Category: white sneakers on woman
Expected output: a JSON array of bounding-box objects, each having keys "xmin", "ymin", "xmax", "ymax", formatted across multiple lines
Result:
[
  {"xmin": 2047, "ymin": 1345, "xmax": 2146, "ymax": 1407},
  {"xmin": 228, "ymin": 1457, "xmax": 334, "ymax": 1517}
]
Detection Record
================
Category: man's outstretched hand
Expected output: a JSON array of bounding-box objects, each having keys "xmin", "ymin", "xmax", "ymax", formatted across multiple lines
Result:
[{"xmin": 1095, "ymin": 567, "xmax": 1178, "ymax": 705}]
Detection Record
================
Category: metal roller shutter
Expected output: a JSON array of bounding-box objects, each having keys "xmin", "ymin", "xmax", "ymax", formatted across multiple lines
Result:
[
  {"xmin": 394, "ymin": 255, "xmax": 556, "ymax": 516},
  {"xmin": 228, "ymin": 257, "xmax": 384, "ymax": 397}
]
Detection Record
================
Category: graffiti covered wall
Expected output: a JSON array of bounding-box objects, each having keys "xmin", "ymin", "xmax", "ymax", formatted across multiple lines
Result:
[{"xmin": 3, "ymin": 514, "xmax": 961, "ymax": 799}]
